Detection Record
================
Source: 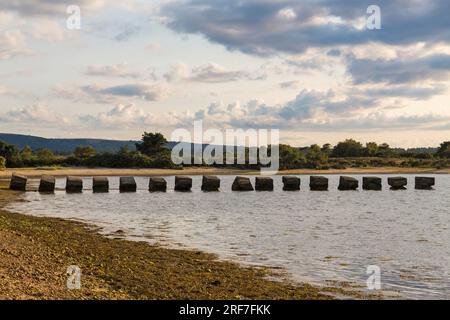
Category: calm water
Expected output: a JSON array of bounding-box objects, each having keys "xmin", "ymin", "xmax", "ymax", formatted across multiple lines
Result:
[{"xmin": 6, "ymin": 174, "xmax": 450, "ymax": 299}]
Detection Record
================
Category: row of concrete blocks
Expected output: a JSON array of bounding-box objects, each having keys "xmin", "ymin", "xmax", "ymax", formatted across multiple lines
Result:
[
  {"xmin": 233, "ymin": 176, "xmax": 435, "ymax": 191},
  {"xmin": 9, "ymin": 174, "xmax": 435, "ymax": 192}
]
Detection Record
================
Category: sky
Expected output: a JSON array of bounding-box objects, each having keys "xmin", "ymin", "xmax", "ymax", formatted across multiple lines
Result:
[{"xmin": 0, "ymin": 0, "xmax": 450, "ymax": 148}]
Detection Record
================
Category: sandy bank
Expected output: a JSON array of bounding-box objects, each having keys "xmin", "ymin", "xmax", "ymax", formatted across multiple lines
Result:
[{"xmin": 0, "ymin": 166, "xmax": 448, "ymax": 179}]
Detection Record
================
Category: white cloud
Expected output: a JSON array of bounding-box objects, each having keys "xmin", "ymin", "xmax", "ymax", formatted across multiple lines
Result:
[
  {"xmin": 277, "ymin": 8, "xmax": 297, "ymax": 20},
  {"xmin": 0, "ymin": 84, "xmax": 18, "ymax": 96},
  {"xmin": 80, "ymin": 104, "xmax": 184, "ymax": 129},
  {"xmin": 0, "ymin": 29, "xmax": 28, "ymax": 60},
  {"xmin": 30, "ymin": 18, "xmax": 66, "ymax": 41},
  {"xmin": 0, "ymin": 104, "xmax": 69, "ymax": 125}
]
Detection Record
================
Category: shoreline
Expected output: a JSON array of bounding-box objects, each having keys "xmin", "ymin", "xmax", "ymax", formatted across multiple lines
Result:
[
  {"xmin": 0, "ymin": 183, "xmax": 372, "ymax": 300},
  {"xmin": 0, "ymin": 166, "xmax": 448, "ymax": 179}
]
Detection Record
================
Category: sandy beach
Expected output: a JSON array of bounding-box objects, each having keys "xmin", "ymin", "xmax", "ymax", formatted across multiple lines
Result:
[{"xmin": 0, "ymin": 166, "xmax": 448, "ymax": 179}]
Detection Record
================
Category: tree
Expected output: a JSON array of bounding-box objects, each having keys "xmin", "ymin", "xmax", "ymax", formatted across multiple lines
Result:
[
  {"xmin": 20, "ymin": 145, "xmax": 35, "ymax": 164},
  {"xmin": 331, "ymin": 139, "xmax": 365, "ymax": 157},
  {"xmin": 278, "ymin": 144, "xmax": 306, "ymax": 169},
  {"xmin": 321, "ymin": 143, "xmax": 332, "ymax": 155},
  {"xmin": 135, "ymin": 132, "xmax": 168, "ymax": 156},
  {"xmin": 365, "ymin": 142, "xmax": 379, "ymax": 156},
  {"xmin": 35, "ymin": 148, "xmax": 55, "ymax": 165},
  {"xmin": 74, "ymin": 145, "xmax": 96, "ymax": 159},
  {"xmin": 306, "ymin": 144, "xmax": 328, "ymax": 168},
  {"xmin": 437, "ymin": 141, "xmax": 450, "ymax": 158},
  {"xmin": 0, "ymin": 140, "xmax": 20, "ymax": 167},
  {"xmin": 0, "ymin": 156, "xmax": 5, "ymax": 169},
  {"xmin": 377, "ymin": 142, "xmax": 396, "ymax": 157}
]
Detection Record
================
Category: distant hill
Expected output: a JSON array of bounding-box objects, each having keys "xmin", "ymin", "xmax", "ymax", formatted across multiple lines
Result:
[
  {"xmin": 0, "ymin": 133, "xmax": 201, "ymax": 154},
  {"xmin": 0, "ymin": 133, "xmax": 138, "ymax": 154}
]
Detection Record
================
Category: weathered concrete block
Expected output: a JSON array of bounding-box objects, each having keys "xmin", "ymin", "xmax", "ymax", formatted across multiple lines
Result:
[
  {"xmin": 175, "ymin": 176, "xmax": 192, "ymax": 191},
  {"xmin": 39, "ymin": 175, "xmax": 55, "ymax": 193},
  {"xmin": 415, "ymin": 177, "xmax": 435, "ymax": 190},
  {"xmin": 363, "ymin": 177, "xmax": 382, "ymax": 191},
  {"xmin": 66, "ymin": 176, "xmax": 83, "ymax": 193},
  {"xmin": 93, "ymin": 176, "xmax": 109, "ymax": 193},
  {"xmin": 9, "ymin": 174, "xmax": 27, "ymax": 191},
  {"xmin": 232, "ymin": 176, "xmax": 254, "ymax": 191},
  {"xmin": 338, "ymin": 176, "xmax": 359, "ymax": 190},
  {"xmin": 149, "ymin": 177, "xmax": 167, "ymax": 192},
  {"xmin": 310, "ymin": 176, "xmax": 328, "ymax": 191},
  {"xmin": 201, "ymin": 176, "xmax": 220, "ymax": 191},
  {"xmin": 120, "ymin": 176, "xmax": 136, "ymax": 192},
  {"xmin": 282, "ymin": 176, "xmax": 300, "ymax": 191},
  {"xmin": 388, "ymin": 177, "xmax": 407, "ymax": 190},
  {"xmin": 255, "ymin": 177, "xmax": 273, "ymax": 191}
]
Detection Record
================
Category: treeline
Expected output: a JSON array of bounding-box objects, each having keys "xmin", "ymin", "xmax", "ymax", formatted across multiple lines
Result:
[
  {"xmin": 1, "ymin": 134, "xmax": 450, "ymax": 170},
  {"xmin": 0, "ymin": 132, "xmax": 175, "ymax": 169},
  {"xmin": 277, "ymin": 139, "xmax": 450, "ymax": 170}
]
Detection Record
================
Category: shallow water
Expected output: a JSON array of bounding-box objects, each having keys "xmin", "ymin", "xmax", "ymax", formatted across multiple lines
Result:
[{"xmin": 6, "ymin": 174, "xmax": 450, "ymax": 299}]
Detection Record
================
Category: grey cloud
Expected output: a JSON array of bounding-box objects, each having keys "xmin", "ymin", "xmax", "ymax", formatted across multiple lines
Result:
[
  {"xmin": 363, "ymin": 85, "xmax": 447, "ymax": 100},
  {"xmin": 161, "ymin": 0, "xmax": 450, "ymax": 56},
  {"xmin": 164, "ymin": 62, "xmax": 266, "ymax": 83},
  {"xmin": 189, "ymin": 92, "xmax": 450, "ymax": 132},
  {"xmin": 279, "ymin": 80, "xmax": 301, "ymax": 89},
  {"xmin": 278, "ymin": 90, "xmax": 376, "ymax": 120},
  {"xmin": 53, "ymin": 83, "xmax": 170, "ymax": 104},
  {"xmin": 82, "ymin": 84, "xmax": 169, "ymax": 102},
  {"xmin": 347, "ymin": 54, "xmax": 450, "ymax": 84}
]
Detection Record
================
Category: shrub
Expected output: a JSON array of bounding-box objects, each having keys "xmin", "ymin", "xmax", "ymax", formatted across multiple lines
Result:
[{"xmin": 0, "ymin": 156, "xmax": 6, "ymax": 169}]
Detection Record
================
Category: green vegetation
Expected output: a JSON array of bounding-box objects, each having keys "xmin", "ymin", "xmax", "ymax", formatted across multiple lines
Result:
[
  {"xmin": 437, "ymin": 141, "xmax": 450, "ymax": 158},
  {"xmin": 0, "ymin": 134, "xmax": 449, "ymax": 170}
]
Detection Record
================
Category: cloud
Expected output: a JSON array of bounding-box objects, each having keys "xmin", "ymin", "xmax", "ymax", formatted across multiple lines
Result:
[
  {"xmin": 0, "ymin": 11, "xmax": 68, "ymax": 60},
  {"xmin": 184, "ymin": 96, "xmax": 450, "ymax": 132},
  {"xmin": 0, "ymin": 104, "xmax": 69, "ymax": 125},
  {"xmin": 80, "ymin": 104, "xmax": 183, "ymax": 129},
  {"xmin": 164, "ymin": 62, "xmax": 266, "ymax": 83},
  {"xmin": 29, "ymin": 18, "xmax": 66, "ymax": 41},
  {"xmin": 347, "ymin": 53, "xmax": 450, "ymax": 84},
  {"xmin": 161, "ymin": 0, "xmax": 450, "ymax": 56},
  {"xmin": 0, "ymin": 29, "xmax": 28, "ymax": 60},
  {"xmin": 362, "ymin": 85, "xmax": 447, "ymax": 100},
  {"xmin": 53, "ymin": 83, "xmax": 170, "ymax": 103},
  {"xmin": 0, "ymin": 0, "xmax": 117, "ymax": 16},
  {"xmin": 84, "ymin": 84, "xmax": 170, "ymax": 101},
  {"xmin": 145, "ymin": 42, "xmax": 161, "ymax": 52},
  {"xmin": 0, "ymin": 85, "xmax": 18, "ymax": 96},
  {"xmin": 85, "ymin": 63, "xmax": 142, "ymax": 79},
  {"xmin": 279, "ymin": 80, "xmax": 301, "ymax": 89}
]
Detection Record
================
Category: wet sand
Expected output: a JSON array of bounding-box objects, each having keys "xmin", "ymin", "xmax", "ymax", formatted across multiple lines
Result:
[{"xmin": 0, "ymin": 181, "xmax": 373, "ymax": 300}]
